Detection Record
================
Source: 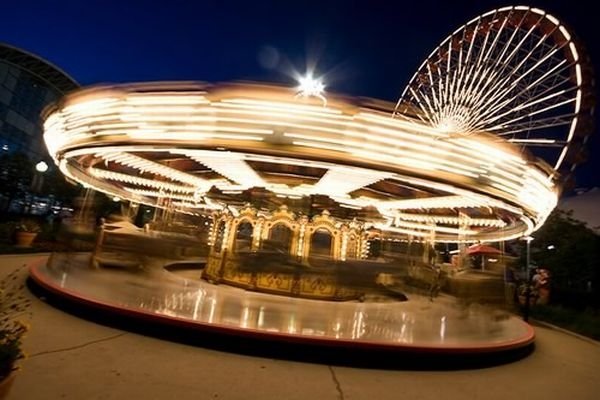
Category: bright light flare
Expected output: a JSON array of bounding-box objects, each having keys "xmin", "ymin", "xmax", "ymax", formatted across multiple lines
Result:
[
  {"xmin": 297, "ymin": 75, "xmax": 324, "ymax": 96},
  {"xmin": 35, "ymin": 161, "xmax": 49, "ymax": 173},
  {"xmin": 295, "ymin": 74, "xmax": 327, "ymax": 106}
]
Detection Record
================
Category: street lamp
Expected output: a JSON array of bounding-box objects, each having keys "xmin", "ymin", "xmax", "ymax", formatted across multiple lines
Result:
[
  {"xmin": 31, "ymin": 161, "xmax": 49, "ymax": 193},
  {"xmin": 28, "ymin": 160, "xmax": 50, "ymax": 214},
  {"xmin": 524, "ymin": 235, "xmax": 534, "ymax": 273},
  {"xmin": 521, "ymin": 235, "xmax": 534, "ymax": 321},
  {"xmin": 35, "ymin": 161, "xmax": 49, "ymax": 173}
]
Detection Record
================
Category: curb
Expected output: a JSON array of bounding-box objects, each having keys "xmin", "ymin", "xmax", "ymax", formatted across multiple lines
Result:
[
  {"xmin": 0, "ymin": 252, "xmax": 52, "ymax": 258},
  {"xmin": 530, "ymin": 318, "xmax": 600, "ymax": 346}
]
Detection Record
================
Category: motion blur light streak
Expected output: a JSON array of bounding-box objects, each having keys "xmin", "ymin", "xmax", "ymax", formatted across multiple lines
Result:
[{"xmin": 44, "ymin": 81, "xmax": 555, "ymax": 243}]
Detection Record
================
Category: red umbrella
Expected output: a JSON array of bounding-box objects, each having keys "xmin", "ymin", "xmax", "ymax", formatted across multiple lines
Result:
[{"xmin": 467, "ymin": 244, "xmax": 502, "ymax": 255}]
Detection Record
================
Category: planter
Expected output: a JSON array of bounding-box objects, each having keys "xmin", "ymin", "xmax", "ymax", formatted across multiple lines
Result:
[
  {"xmin": 15, "ymin": 231, "xmax": 37, "ymax": 247},
  {"xmin": 0, "ymin": 371, "xmax": 16, "ymax": 400}
]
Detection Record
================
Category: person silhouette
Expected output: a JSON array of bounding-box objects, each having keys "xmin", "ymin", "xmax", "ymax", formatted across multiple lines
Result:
[{"xmin": 429, "ymin": 264, "xmax": 442, "ymax": 301}]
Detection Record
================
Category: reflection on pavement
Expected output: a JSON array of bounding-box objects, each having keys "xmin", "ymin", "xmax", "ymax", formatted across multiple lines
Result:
[{"xmin": 34, "ymin": 253, "xmax": 533, "ymax": 350}]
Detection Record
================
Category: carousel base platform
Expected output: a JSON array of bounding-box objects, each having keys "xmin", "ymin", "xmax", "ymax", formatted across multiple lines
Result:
[{"xmin": 29, "ymin": 253, "xmax": 534, "ymax": 359}]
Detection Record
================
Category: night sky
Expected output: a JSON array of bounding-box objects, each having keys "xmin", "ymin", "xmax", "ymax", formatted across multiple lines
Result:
[{"xmin": 2, "ymin": 0, "xmax": 598, "ymax": 191}]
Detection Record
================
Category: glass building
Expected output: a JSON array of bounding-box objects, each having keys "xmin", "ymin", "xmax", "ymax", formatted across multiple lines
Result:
[{"xmin": 0, "ymin": 42, "xmax": 78, "ymax": 160}]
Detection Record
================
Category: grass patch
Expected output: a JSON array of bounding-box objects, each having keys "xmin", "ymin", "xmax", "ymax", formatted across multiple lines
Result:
[{"xmin": 531, "ymin": 304, "xmax": 600, "ymax": 341}]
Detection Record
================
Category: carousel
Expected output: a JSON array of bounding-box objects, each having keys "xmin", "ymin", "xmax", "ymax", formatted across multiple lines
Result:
[
  {"xmin": 30, "ymin": 5, "xmax": 594, "ymax": 355},
  {"xmin": 204, "ymin": 205, "xmax": 368, "ymax": 300}
]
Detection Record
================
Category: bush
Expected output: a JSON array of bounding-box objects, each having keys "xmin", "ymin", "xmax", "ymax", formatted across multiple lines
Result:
[
  {"xmin": 0, "ymin": 222, "xmax": 15, "ymax": 243},
  {"xmin": 14, "ymin": 219, "xmax": 41, "ymax": 233},
  {"xmin": 0, "ymin": 266, "xmax": 31, "ymax": 379},
  {"xmin": 531, "ymin": 304, "xmax": 600, "ymax": 341}
]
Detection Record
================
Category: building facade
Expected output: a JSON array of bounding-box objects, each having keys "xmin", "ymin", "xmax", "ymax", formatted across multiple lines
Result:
[{"xmin": 0, "ymin": 43, "xmax": 78, "ymax": 160}]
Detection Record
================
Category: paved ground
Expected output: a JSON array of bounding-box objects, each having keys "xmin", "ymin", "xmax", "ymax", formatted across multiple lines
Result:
[{"xmin": 3, "ymin": 254, "xmax": 600, "ymax": 400}]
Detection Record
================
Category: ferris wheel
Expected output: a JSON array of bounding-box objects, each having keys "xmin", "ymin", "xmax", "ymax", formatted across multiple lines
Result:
[{"xmin": 395, "ymin": 6, "xmax": 594, "ymax": 177}]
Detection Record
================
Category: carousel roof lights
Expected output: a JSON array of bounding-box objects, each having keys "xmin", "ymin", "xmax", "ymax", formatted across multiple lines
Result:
[
  {"xmin": 180, "ymin": 150, "xmax": 266, "ymax": 189},
  {"xmin": 89, "ymin": 168, "xmax": 196, "ymax": 193},
  {"xmin": 394, "ymin": 213, "xmax": 507, "ymax": 228},
  {"xmin": 220, "ymin": 98, "xmax": 343, "ymax": 116},
  {"xmin": 125, "ymin": 94, "xmax": 209, "ymax": 105},
  {"xmin": 377, "ymin": 195, "xmax": 484, "ymax": 211},
  {"xmin": 124, "ymin": 188, "xmax": 198, "ymax": 200},
  {"xmin": 99, "ymin": 152, "xmax": 210, "ymax": 189},
  {"xmin": 370, "ymin": 224, "xmax": 432, "ymax": 238},
  {"xmin": 285, "ymin": 126, "xmax": 489, "ymax": 170},
  {"xmin": 312, "ymin": 167, "xmax": 393, "ymax": 197},
  {"xmin": 62, "ymin": 97, "xmax": 119, "ymax": 114},
  {"xmin": 390, "ymin": 219, "xmax": 479, "ymax": 235}
]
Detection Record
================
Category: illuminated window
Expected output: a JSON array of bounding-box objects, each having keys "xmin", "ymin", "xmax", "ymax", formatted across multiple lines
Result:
[
  {"xmin": 310, "ymin": 229, "xmax": 333, "ymax": 258},
  {"xmin": 234, "ymin": 221, "xmax": 253, "ymax": 253},
  {"xmin": 266, "ymin": 223, "xmax": 292, "ymax": 254}
]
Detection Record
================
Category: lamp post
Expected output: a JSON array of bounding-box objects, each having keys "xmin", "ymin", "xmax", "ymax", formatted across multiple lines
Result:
[
  {"xmin": 35, "ymin": 161, "xmax": 48, "ymax": 173},
  {"xmin": 522, "ymin": 235, "xmax": 534, "ymax": 321},
  {"xmin": 32, "ymin": 161, "xmax": 48, "ymax": 193},
  {"xmin": 27, "ymin": 161, "xmax": 49, "ymax": 214}
]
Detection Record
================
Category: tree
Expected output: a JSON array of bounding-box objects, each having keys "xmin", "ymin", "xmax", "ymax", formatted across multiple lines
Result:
[
  {"xmin": 40, "ymin": 168, "xmax": 80, "ymax": 206},
  {"xmin": 528, "ymin": 209, "xmax": 600, "ymax": 308},
  {"xmin": 0, "ymin": 152, "xmax": 33, "ymax": 212}
]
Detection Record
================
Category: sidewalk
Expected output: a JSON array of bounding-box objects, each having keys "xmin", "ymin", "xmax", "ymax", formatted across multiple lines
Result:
[{"xmin": 3, "ymin": 254, "xmax": 600, "ymax": 400}]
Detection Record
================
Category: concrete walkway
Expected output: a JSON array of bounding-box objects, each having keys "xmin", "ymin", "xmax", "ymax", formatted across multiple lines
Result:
[{"xmin": 3, "ymin": 254, "xmax": 600, "ymax": 400}]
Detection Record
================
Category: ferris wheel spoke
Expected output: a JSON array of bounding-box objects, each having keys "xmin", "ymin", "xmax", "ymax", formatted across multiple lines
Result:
[
  {"xmin": 474, "ymin": 23, "xmax": 494, "ymax": 72},
  {"xmin": 479, "ymin": 58, "xmax": 572, "ymax": 116},
  {"xmin": 482, "ymin": 12, "xmax": 509, "ymax": 62},
  {"xmin": 435, "ymin": 64, "xmax": 445, "ymax": 110},
  {"xmin": 478, "ymin": 20, "xmax": 548, "ymax": 99},
  {"xmin": 444, "ymin": 40, "xmax": 453, "ymax": 106},
  {"xmin": 448, "ymin": 13, "xmax": 541, "ymax": 131},
  {"xmin": 476, "ymin": 86, "xmax": 576, "ymax": 133},
  {"xmin": 473, "ymin": 37, "xmax": 565, "ymax": 121},
  {"xmin": 474, "ymin": 63, "xmax": 570, "ymax": 129},
  {"xmin": 408, "ymin": 87, "xmax": 437, "ymax": 125},
  {"xmin": 464, "ymin": 23, "xmax": 511, "ymax": 107},
  {"xmin": 488, "ymin": 99, "xmax": 575, "ymax": 138},
  {"xmin": 425, "ymin": 64, "xmax": 442, "ymax": 111},
  {"xmin": 492, "ymin": 113, "xmax": 577, "ymax": 135},
  {"xmin": 479, "ymin": 85, "xmax": 577, "ymax": 131}
]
